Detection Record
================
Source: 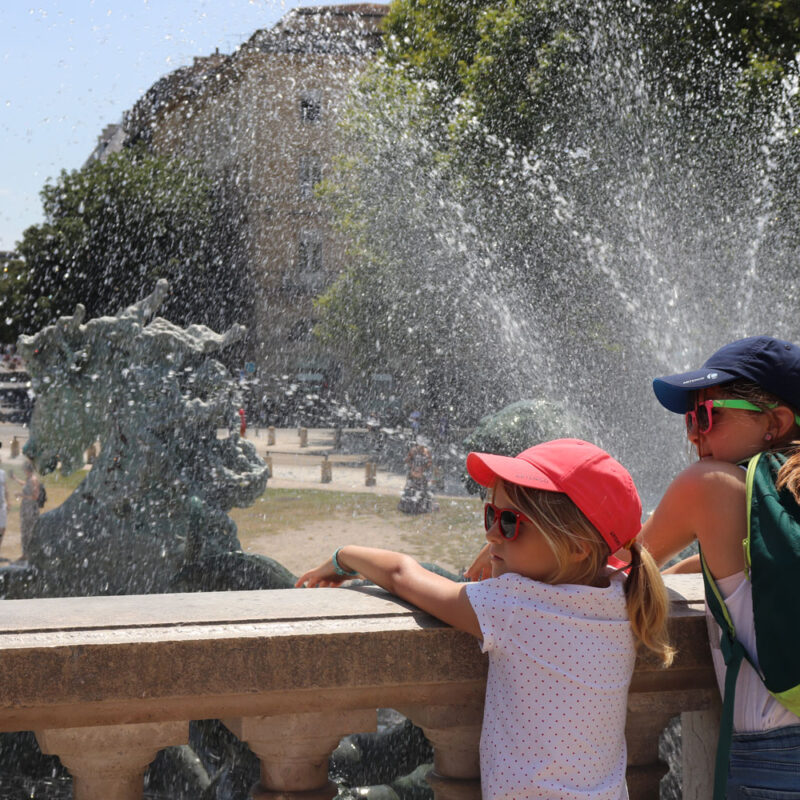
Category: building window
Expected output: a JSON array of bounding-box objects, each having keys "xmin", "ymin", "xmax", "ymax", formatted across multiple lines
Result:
[
  {"xmin": 299, "ymin": 156, "xmax": 322, "ymax": 200},
  {"xmin": 298, "ymin": 230, "xmax": 323, "ymax": 273},
  {"xmin": 283, "ymin": 230, "xmax": 325, "ymax": 296},
  {"xmin": 300, "ymin": 91, "xmax": 321, "ymax": 123}
]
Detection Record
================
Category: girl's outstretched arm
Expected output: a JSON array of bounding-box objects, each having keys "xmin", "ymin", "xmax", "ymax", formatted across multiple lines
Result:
[
  {"xmin": 662, "ymin": 554, "xmax": 702, "ymax": 574},
  {"xmin": 295, "ymin": 546, "xmax": 481, "ymax": 638}
]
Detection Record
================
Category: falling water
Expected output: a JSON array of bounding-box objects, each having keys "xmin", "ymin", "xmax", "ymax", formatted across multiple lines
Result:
[{"xmin": 320, "ymin": 2, "xmax": 800, "ymax": 510}]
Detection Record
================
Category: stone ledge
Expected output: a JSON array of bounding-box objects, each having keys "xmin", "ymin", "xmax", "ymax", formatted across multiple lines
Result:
[{"xmin": 0, "ymin": 575, "xmax": 713, "ymax": 734}]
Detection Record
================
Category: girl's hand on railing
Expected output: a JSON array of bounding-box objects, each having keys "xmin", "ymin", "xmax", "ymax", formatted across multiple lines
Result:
[{"xmin": 295, "ymin": 559, "xmax": 355, "ymax": 588}]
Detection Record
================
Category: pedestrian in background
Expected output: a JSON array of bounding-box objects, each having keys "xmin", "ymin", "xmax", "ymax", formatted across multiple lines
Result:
[{"xmin": 14, "ymin": 459, "xmax": 41, "ymax": 560}]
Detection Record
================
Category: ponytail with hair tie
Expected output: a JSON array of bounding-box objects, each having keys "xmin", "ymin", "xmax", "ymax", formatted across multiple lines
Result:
[{"xmin": 623, "ymin": 540, "xmax": 674, "ymax": 668}]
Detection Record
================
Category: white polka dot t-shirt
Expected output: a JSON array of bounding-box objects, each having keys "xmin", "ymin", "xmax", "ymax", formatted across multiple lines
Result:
[{"xmin": 465, "ymin": 571, "xmax": 636, "ymax": 800}]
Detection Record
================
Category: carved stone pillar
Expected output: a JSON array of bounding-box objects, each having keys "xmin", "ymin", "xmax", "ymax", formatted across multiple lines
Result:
[
  {"xmin": 625, "ymin": 696, "xmax": 678, "ymax": 798},
  {"xmin": 35, "ymin": 721, "xmax": 188, "ymax": 800},
  {"xmin": 400, "ymin": 705, "xmax": 482, "ymax": 799},
  {"xmin": 224, "ymin": 709, "xmax": 376, "ymax": 798},
  {"xmin": 682, "ymin": 704, "xmax": 721, "ymax": 800}
]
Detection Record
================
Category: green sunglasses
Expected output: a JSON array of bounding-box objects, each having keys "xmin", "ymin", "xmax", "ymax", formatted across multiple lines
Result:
[{"xmin": 686, "ymin": 398, "xmax": 800, "ymax": 435}]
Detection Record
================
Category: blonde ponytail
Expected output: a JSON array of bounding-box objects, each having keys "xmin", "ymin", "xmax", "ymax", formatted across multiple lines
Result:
[{"xmin": 624, "ymin": 541, "xmax": 674, "ymax": 667}]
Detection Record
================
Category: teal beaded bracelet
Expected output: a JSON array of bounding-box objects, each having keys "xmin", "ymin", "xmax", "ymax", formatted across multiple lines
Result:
[{"xmin": 332, "ymin": 547, "xmax": 358, "ymax": 577}]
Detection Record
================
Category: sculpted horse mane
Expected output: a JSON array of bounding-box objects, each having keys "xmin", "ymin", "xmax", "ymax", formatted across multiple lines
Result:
[{"xmin": 16, "ymin": 281, "xmax": 285, "ymax": 596}]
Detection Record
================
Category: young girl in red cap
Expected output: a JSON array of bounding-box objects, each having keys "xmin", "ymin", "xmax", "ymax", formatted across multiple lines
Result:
[
  {"xmin": 641, "ymin": 335, "xmax": 800, "ymax": 799},
  {"xmin": 296, "ymin": 438, "xmax": 673, "ymax": 799}
]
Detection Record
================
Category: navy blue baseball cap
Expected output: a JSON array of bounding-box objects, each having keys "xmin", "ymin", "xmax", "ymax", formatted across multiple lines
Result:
[{"xmin": 653, "ymin": 336, "xmax": 800, "ymax": 414}]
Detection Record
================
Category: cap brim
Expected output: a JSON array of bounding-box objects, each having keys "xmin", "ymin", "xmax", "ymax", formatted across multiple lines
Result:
[
  {"xmin": 652, "ymin": 368, "xmax": 738, "ymax": 413},
  {"xmin": 466, "ymin": 452, "xmax": 560, "ymax": 491}
]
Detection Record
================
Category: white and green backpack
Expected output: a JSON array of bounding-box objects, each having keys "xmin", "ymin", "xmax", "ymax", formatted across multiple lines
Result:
[{"xmin": 701, "ymin": 451, "xmax": 800, "ymax": 799}]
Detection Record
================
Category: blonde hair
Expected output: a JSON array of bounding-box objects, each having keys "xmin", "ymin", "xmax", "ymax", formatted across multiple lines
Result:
[
  {"xmin": 716, "ymin": 379, "xmax": 800, "ymax": 501},
  {"xmin": 501, "ymin": 480, "xmax": 675, "ymax": 667}
]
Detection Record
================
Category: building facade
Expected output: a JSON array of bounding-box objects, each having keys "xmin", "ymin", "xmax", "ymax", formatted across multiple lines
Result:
[{"xmin": 124, "ymin": 4, "xmax": 389, "ymax": 384}]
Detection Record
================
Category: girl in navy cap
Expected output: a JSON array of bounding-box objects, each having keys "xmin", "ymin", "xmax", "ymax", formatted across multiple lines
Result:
[
  {"xmin": 297, "ymin": 439, "xmax": 673, "ymax": 799},
  {"xmin": 642, "ymin": 335, "xmax": 800, "ymax": 798}
]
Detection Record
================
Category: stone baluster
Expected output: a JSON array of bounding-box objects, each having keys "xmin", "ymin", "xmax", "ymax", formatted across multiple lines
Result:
[
  {"xmin": 399, "ymin": 705, "xmax": 482, "ymax": 799},
  {"xmin": 624, "ymin": 699, "xmax": 676, "ymax": 796},
  {"xmin": 224, "ymin": 708, "xmax": 376, "ymax": 798},
  {"xmin": 681, "ymin": 706, "xmax": 721, "ymax": 800},
  {"xmin": 35, "ymin": 721, "xmax": 188, "ymax": 800}
]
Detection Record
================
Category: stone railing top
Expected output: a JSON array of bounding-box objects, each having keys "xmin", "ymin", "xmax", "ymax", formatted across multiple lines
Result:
[
  {"xmin": 0, "ymin": 575, "xmax": 712, "ymax": 733},
  {"xmin": 663, "ymin": 573, "xmax": 706, "ymax": 610},
  {"xmin": 0, "ymin": 584, "xmax": 436, "ymax": 636}
]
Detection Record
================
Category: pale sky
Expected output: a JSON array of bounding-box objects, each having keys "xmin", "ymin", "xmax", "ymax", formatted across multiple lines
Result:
[{"xmin": 0, "ymin": 0, "xmax": 343, "ymax": 251}]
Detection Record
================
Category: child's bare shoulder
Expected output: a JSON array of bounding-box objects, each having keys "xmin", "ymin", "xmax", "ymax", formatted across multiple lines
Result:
[{"xmin": 671, "ymin": 459, "xmax": 746, "ymax": 498}]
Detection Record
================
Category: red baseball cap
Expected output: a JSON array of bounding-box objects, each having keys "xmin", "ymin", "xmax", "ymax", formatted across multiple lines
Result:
[{"xmin": 466, "ymin": 438, "xmax": 641, "ymax": 552}]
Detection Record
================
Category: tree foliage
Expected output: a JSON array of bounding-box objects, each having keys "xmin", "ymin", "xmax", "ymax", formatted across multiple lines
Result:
[
  {"xmin": 383, "ymin": 0, "xmax": 800, "ymax": 110},
  {"xmin": 2, "ymin": 146, "xmax": 252, "ymax": 344}
]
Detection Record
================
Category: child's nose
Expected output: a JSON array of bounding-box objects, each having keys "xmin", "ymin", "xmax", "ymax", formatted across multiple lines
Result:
[
  {"xmin": 687, "ymin": 425, "xmax": 701, "ymax": 448},
  {"xmin": 485, "ymin": 520, "xmax": 503, "ymax": 543}
]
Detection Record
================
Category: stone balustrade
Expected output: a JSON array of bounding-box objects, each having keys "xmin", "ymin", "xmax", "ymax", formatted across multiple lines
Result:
[{"xmin": 0, "ymin": 574, "xmax": 719, "ymax": 799}]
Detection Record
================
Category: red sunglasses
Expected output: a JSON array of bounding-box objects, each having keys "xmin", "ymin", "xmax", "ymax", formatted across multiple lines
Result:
[{"xmin": 484, "ymin": 502, "xmax": 531, "ymax": 541}]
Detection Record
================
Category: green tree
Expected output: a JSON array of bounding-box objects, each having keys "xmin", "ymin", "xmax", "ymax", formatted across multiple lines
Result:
[
  {"xmin": 0, "ymin": 253, "xmax": 29, "ymax": 344},
  {"xmin": 3, "ymin": 146, "xmax": 252, "ymax": 339},
  {"xmin": 383, "ymin": 0, "xmax": 800, "ymax": 116}
]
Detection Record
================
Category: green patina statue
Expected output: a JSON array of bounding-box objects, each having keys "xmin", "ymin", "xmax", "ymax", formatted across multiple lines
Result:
[{"xmin": 15, "ymin": 280, "xmax": 292, "ymax": 597}]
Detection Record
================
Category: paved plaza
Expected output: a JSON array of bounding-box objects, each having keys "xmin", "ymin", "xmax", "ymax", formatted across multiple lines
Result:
[{"xmin": 0, "ymin": 423, "xmax": 407, "ymax": 494}]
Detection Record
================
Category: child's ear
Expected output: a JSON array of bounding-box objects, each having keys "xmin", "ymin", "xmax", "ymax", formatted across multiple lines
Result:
[
  {"xmin": 568, "ymin": 542, "xmax": 591, "ymax": 563},
  {"xmin": 771, "ymin": 405, "xmax": 797, "ymax": 440}
]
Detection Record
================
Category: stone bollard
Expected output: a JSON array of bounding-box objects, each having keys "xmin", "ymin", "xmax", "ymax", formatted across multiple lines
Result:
[
  {"xmin": 264, "ymin": 453, "xmax": 273, "ymax": 477},
  {"xmin": 267, "ymin": 426, "xmax": 276, "ymax": 446},
  {"xmin": 10, "ymin": 436, "xmax": 20, "ymax": 458},
  {"xmin": 299, "ymin": 428, "xmax": 308, "ymax": 448},
  {"xmin": 365, "ymin": 461, "xmax": 377, "ymax": 487},
  {"xmin": 86, "ymin": 443, "xmax": 97, "ymax": 465},
  {"xmin": 320, "ymin": 455, "xmax": 332, "ymax": 484}
]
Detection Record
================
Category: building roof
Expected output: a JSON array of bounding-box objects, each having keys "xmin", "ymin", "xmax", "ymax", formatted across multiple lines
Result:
[
  {"xmin": 248, "ymin": 4, "xmax": 389, "ymax": 55},
  {"xmin": 123, "ymin": 4, "xmax": 389, "ymax": 146}
]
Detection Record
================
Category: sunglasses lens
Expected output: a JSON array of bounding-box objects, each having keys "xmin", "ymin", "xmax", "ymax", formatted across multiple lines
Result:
[
  {"xmin": 686, "ymin": 402, "xmax": 713, "ymax": 434},
  {"xmin": 499, "ymin": 510, "xmax": 518, "ymax": 539},
  {"xmin": 484, "ymin": 504, "xmax": 496, "ymax": 531}
]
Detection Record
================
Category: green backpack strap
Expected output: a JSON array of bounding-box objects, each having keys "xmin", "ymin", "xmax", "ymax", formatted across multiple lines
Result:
[
  {"xmin": 700, "ymin": 534, "xmax": 761, "ymax": 800},
  {"xmin": 701, "ymin": 547, "xmax": 737, "ymax": 800},
  {"xmin": 715, "ymin": 636, "xmax": 748, "ymax": 800}
]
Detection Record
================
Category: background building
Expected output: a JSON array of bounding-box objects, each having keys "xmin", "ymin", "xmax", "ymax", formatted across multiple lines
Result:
[{"xmin": 123, "ymin": 4, "xmax": 389, "ymax": 385}]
